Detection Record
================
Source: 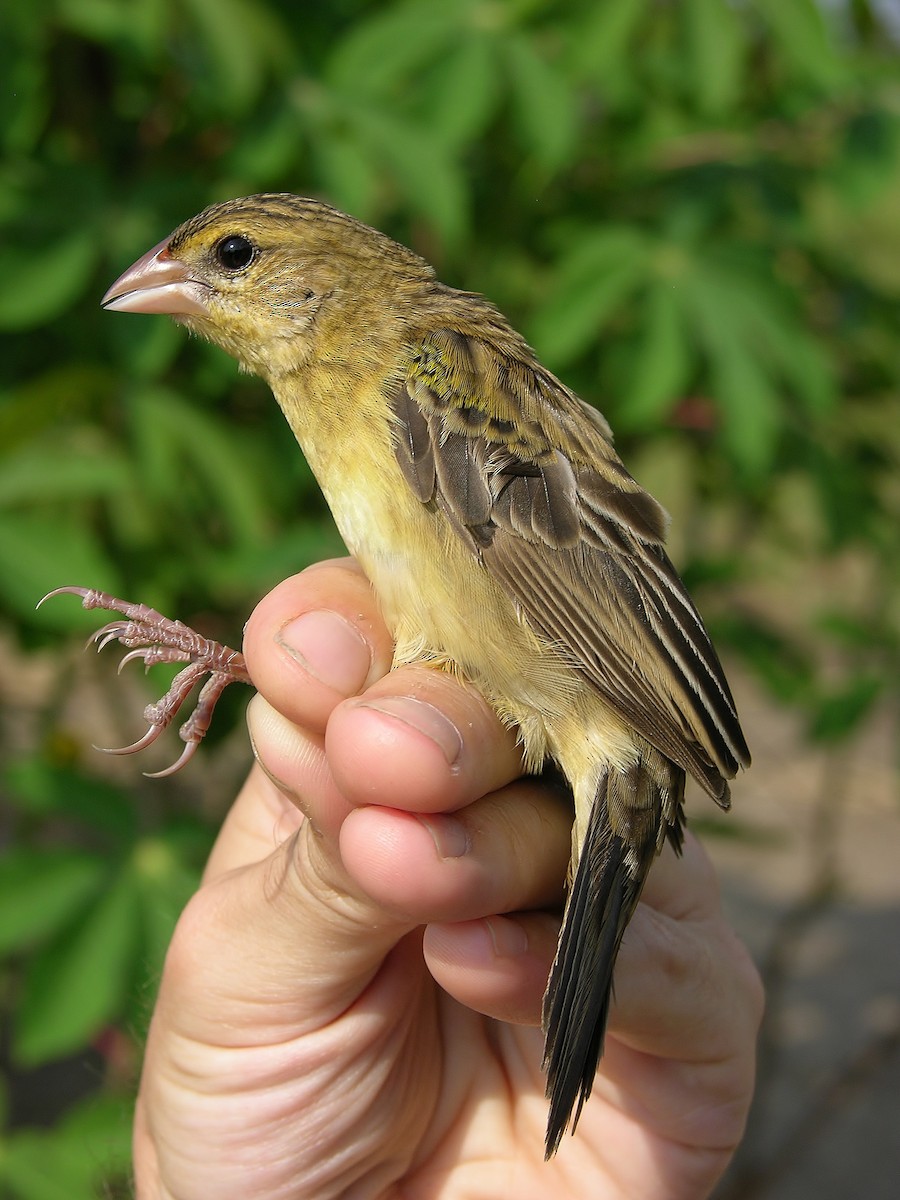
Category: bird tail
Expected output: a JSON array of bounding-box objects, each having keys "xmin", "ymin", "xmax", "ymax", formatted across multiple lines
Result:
[{"xmin": 541, "ymin": 756, "xmax": 685, "ymax": 1158}]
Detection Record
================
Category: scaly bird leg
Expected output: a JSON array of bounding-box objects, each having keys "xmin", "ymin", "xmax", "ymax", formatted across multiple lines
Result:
[{"xmin": 39, "ymin": 587, "xmax": 252, "ymax": 776}]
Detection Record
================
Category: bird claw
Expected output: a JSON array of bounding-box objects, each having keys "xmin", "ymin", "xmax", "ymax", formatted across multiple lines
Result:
[
  {"xmin": 94, "ymin": 723, "xmax": 167, "ymax": 758},
  {"xmin": 41, "ymin": 586, "xmax": 253, "ymax": 774},
  {"xmin": 144, "ymin": 739, "xmax": 200, "ymax": 779}
]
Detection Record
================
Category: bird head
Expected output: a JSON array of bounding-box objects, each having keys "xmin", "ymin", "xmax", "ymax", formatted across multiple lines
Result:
[{"xmin": 102, "ymin": 194, "xmax": 434, "ymax": 379}]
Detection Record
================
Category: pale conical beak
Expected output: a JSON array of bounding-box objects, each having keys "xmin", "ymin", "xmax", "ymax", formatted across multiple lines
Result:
[{"xmin": 101, "ymin": 238, "xmax": 211, "ymax": 316}]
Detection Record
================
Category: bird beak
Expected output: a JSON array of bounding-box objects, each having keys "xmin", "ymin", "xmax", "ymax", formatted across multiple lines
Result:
[{"xmin": 101, "ymin": 238, "xmax": 211, "ymax": 316}]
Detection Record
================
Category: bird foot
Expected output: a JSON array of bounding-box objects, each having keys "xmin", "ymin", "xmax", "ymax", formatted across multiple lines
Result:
[{"xmin": 39, "ymin": 587, "xmax": 252, "ymax": 776}]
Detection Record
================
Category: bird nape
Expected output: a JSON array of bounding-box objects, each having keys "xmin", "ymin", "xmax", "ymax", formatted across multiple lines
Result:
[{"xmin": 45, "ymin": 193, "xmax": 750, "ymax": 1157}]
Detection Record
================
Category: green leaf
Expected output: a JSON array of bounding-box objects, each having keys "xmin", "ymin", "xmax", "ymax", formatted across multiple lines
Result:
[
  {"xmin": 682, "ymin": 271, "xmax": 783, "ymax": 475},
  {"xmin": 620, "ymin": 281, "xmax": 693, "ymax": 430},
  {"xmin": 684, "ymin": 0, "xmax": 745, "ymax": 114},
  {"xmin": 0, "ymin": 231, "xmax": 95, "ymax": 330},
  {"xmin": 571, "ymin": 0, "xmax": 647, "ymax": 78},
  {"xmin": 180, "ymin": 0, "xmax": 282, "ymax": 112},
  {"xmin": 4, "ymin": 760, "xmax": 137, "ymax": 838},
  {"xmin": 326, "ymin": 0, "xmax": 460, "ymax": 96},
  {"xmin": 720, "ymin": 279, "xmax": 837, "ymax": 416},
  {"xmin": 16, "ymin": 868, "xmax": 140, "ymax": 1065},
  {"xmin": 716, "ymin": 614, "xmax": 814, "ymax": 705},
  {"xmin": 809, "ymin": 676, "xmax": 883, "ymax": 743},
  {"xmin": 0, "ymin": 850, "xmax": 105, "ymax": 956},
  {"xmin": 0, "ymin": 513, "xmax": 122, "ymax": 625},
  {"xmin": 2, "ymin": 1132, "xmax": 94, "ymax": 1200},
  {"xmin": 756, "ymin": 0, "xmax": 846, "ymax": 90},
  {"xmin": 129, "ymin": 387, "xmax": 271, "ymax": 546},
  {"xmin": 227, "ymin": 108, "xmax": 305, "ymax": 187},
  {"xmin": 57, "ymin": 0, "xmax": 132, "ymax": 40},
  {"xmin": 133, "ymin": 838, "xmax": 202, "ymax": 990},
  {"xmin": 2, "ymin": 1093, "xmax": 131, "ymax": 1200},
  {"xmin": 529, "ymin": 227, "xmax": 648, "ymax": 365},
  {"xmin": 0, "ymin": 16, "xmax": 50, "ymax": 156},
  {"xmin": 348, "ymin": 108, "xmax": 468, "ymax": 247},
  {"xmin": 0, "ymin": 439, "xmax": 132, "ymax": 507},
  {"xmin": 713, "ymin": 339, "xmax": 782, "ymax": 476},
  {"xmin": 312, "ymin": 133, "xmax": 381, "ymax": 220},
  {"xmin": 504, "ymin": 33, "xmax": 578, "ymax": 172},
  {"xmin": 422, "ymin": 34, "xmax": 500, "ymax": 150}
]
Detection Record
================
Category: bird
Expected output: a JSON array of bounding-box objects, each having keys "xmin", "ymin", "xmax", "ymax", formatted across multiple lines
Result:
[{"xmin": 57, "ymin": 193, "xmax": 750, "ymax": 1156}]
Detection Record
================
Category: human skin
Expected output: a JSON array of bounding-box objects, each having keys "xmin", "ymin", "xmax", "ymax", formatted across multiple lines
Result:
[{"xmin": 132, "ymin": 559, "xmax": 763, "ymax": 1200}]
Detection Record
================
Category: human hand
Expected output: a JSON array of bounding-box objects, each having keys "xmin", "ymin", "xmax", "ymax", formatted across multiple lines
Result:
[{"xmin": 133, "ymin": 559, "xmax": 762, "ymax": 1200}]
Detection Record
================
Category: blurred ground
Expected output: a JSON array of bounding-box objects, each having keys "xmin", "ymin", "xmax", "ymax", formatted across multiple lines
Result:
[{"xmin": 708, "ymin": 668, "xmax": 900, "ymax": 1200}]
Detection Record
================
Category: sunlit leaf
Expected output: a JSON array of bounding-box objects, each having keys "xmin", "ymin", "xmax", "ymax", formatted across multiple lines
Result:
[
  {"xmin": 620, "ymin": 280, "xmax": 693, "ymax": 430},
  {"xmin": 529, "ymin": 227, "xmax": 648, "ymax": 365},
  {"xmin": 0, "ymin": 513, "xmax": 122, "ymax": 624},
  {"xmin": 421, "ymin": 34, "xmax": 500, "ymax": 150},
  {"xmin": 0, "ymin": 851, "xmax": 105, "ymax": 956},
  {"xmin": 682, "ymin": 270, "xmax": 784, "ymax": 474},
  {"xmin": 0, "ymin": 232, "xmax": 95, "ymax": 330},
  {"xmin": 809, "ymin": 676, "xmax": 883, "ymax": 743},
  {"xmin": 16, "ymin": 869, "xmax": 140, "ymax": 1065},
  {"xmin": 326, "ymin": 0, "xmax": 460, "ymax": 97},
  {"xmin": 349, "ymin": 108, "xmax": 468, "ymax": 246},
  {"xmin": 684, "ymin": 0, "xmax": 744, "ymax": 114},
  {"xmin": 504, "ymin": 33, "xmax": 578, "ymax": 172},
  {"xmin": 756, "ymin": 0, "xmax": 847, "ymax": 90}
]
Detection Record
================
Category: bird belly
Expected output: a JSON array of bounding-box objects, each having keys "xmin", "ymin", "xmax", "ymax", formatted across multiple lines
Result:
[
  {"xmin": 325, "ymin": 471, "xmax": 639, "ymax": 838},
  {"xmin": 288, "ymin": 402, "xmax": 639, "ymax": 851}
]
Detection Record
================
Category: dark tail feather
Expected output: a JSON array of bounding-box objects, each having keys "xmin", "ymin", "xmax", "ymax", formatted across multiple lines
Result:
[{"xmin": 542, "ymin": 758, "xmax": 684, "ymax": 1157}]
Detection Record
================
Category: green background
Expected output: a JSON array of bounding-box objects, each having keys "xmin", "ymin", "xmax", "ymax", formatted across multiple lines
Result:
[{"xmin": 1, "ymin": 2, "xmax": 898, "ymax": 1196}]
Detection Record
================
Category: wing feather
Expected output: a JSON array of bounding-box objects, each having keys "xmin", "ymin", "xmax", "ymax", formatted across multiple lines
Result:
[{"xmin": 391, "ymin": 330, "xmax": 750, "ymax": 800}]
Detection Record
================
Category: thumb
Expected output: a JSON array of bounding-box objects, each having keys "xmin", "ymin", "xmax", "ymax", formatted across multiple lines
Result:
[{"xmin": 158, "ymin": 743, "xmax": 415, "ymax": 1052}]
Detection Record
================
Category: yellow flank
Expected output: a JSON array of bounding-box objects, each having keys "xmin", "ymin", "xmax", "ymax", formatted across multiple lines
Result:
[{"xmin": 272, "ymin": 364, "xmax": 639, "ymax": 845}]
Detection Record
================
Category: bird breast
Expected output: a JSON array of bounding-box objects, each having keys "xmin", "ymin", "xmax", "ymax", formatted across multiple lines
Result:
[{"xmin": 273, "ymin": 367, "xmax": 638, "ymax": 793}]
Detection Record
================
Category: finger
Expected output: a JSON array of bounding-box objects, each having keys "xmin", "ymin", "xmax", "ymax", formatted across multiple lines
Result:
[
  {"xmin": 327, "ymin": 666, "xmax": 525, "ymax": 814},
  {"xmin": 338, "ymin": 775, "xmax": 570, "ymax": 924},
  {"xmin": 159, "ymin": 804, "xmax": 416, "ymax": 1045},
  {"xmin": 242, "ymin": 559, "xmax": 395, "ymax": 734},
  {"xmin": 419, "ymin": 833, "xmax": 760, "ymax": 1045},
  {"xmin": 202, "ymin": 761, "xmax": 304, "ymax": 880},
  {"xmin": 193, "ymin": 698, "xmax": 535, "ymax": 1012},
  {"xmin": 198, "ymin": 724, "xmax": 570, "ymax": 1025},
  {"xmin": 337, "ymin": 772, "xmax": 572, "ymax": 1028},
  {"xmin": 201, "ymin": 560, "xmax": 386, "ymax": 880},
  {"xmin": 423, "ymin": 912, "xmax": 560, "ymax": 1026},
  {"xmin": 639, "ymin": 826, "xmax": 722, "ymax": 920},
  {"xmin": 244, "ymin": 692, "xmax": 352, "ymax": 840},
  {"xmin": 198, "ymin": 665, "xmax": 533, "ymax": 969},
  {"xmin": 608, "ymin": 835, "xmax": 764, "ymax": 1063}
]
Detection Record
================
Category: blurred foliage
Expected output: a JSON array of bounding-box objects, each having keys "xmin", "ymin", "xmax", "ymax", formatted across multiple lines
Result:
[{"xmin": 2, "ymin": 0, "xmax": 900, "ymax": 1193}]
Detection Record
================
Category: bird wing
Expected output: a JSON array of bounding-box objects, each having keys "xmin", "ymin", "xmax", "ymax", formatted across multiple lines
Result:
[{"xmin": 391, "ymin": 328, "xmax": 749, "ymax": 802}]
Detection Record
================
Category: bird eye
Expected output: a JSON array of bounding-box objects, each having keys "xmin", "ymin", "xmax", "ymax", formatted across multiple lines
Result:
[{"xmin": 215, "ymin": 235, "xmax": 255, "ymax": 272}]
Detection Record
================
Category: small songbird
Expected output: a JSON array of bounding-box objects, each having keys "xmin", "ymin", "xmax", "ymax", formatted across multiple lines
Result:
[{"xmin": 66, "ymin": 194, "xmax": 750, "ymax": 1155}]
